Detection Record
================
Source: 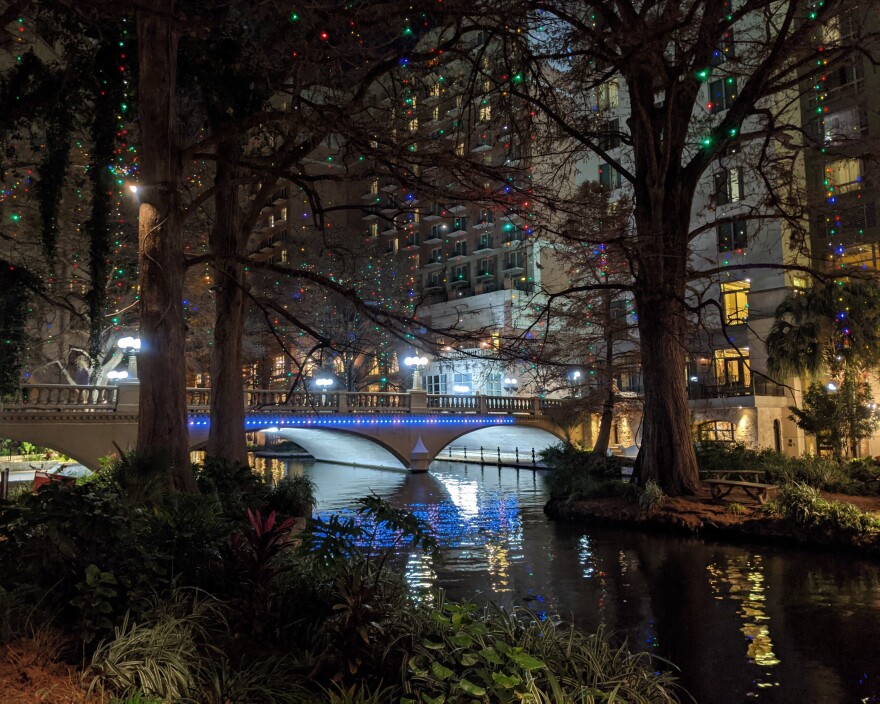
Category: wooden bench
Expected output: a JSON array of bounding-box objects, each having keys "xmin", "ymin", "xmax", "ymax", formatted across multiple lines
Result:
[
  {"xmin": 704, "ymin": 479, "xmax": 779, "ymax": 504},
  {"xmin": 700, "ymin": 469, "xmax": 768, "ymax": 482}
]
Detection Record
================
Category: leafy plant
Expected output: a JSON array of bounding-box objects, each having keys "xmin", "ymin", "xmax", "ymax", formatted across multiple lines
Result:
[
  {"xmin": 541, "ymin": 443, "xmax": 631, "ymax": 501},
  {"xmin": 638, "ymin": 480, "xmax": 666, "ymax": 511},
  {"xmin": 770, "ymin": 482, "xmax": 880, "ymax": 535},
  {"xmin": 401, "ymin": 595, "xmax": 685, "ymax": 703},
  {"xmin": 196, "ymin": 458, "xmax": 266, "ymax": 517},
  {"xmin": 71, "ymin": 564, "xmax": 120, "ymax": 642},
  {"xmin": 265, "ymin": 475, "xmax": 316, "ymax": 518},
  {"xmin": 726, "ymin": 502, "xmax": 748, "ymax": 515}
]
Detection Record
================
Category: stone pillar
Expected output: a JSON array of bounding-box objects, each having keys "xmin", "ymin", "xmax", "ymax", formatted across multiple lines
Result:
[
  {"xmin": 531, "ymin": 397, "xmax": 541, "ymax": 415},
  {"xmin": 409, "ymin": 435, "xmax": 430, "ymax": 473},
  {"xmin": 409, "ymin": 389, "xmax": 428, "ymax": 413},
  {"xmin": 337, "ymin": 391, "xmax": 348, "ymax": 413},
  {"xmin": 116, "ymin": 382, "xmax": 140, "ymax": 414},
  {"xmin": 478, "ymin": 394, "xmax": 488, "ymax": 415}
]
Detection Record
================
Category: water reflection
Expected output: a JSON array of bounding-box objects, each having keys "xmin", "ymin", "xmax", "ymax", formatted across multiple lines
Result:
[{"xmin": 260, "ymin": 456, "xmax": 880, "ymax": 704}]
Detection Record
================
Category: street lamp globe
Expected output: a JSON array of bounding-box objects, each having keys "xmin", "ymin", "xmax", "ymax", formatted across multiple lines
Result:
[
  {"xmin": 503, "ymin": 377, "xmax": 519, "ymax": 394},
  {"xmin": 116, "ymin": 336, "xmax": 142, "ymax": 381}
]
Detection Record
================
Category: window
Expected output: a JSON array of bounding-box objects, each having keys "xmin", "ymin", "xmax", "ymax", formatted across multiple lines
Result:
[
  {"xmin": 478, "ymin": 233, "xmax": 493, "ymax": 250},
  {"xmin": 825, "ymin": 158, "xmax": 862, "ymax": 194},
  {"xmin": 714, "ymin": 349, "xmax": 750, "ymax": 388},
  {"xmin": 431, "ymin": 105, "xmax": 440, "ymax": 121},
  {"xmin": 453, "ymin": 264, "xmax": 468, "ymax": 281},
  {"xmin": 826, "ymin": 59, "xmax": 863, "ymax": 93},
  {"xmin": 823, "ymin": 12, "xmax": 857, "ymax": 44},
  {"xmin": 710, "ymin": 29, "xmax": 735, "ymax": 66},
  {"xmin": 714, "ymin": 167, "xmax": 743, "ymax": 205},
  {"xmin": 370, "ymin": 178, "xmax": 379, "ymax": 194},
  {"xmin": 597, "ymin": 81, "xmax": 619, "ymax": 110},
  {"xmin": 430, "ymin": 223, "xmax": 445, "ymax": 239},
  {"xmin": 268, "ymin": 214, "xmax": 275, "ymax": 228},
  {"xmin": 837, "ymin": 243, "xmax": 879, "ymax": 271},
  {"xmin": 708, "ymin": 77, "xmax": 736, "ymax": 113},
  {"xmin": 455, "ymin": 142, "xmax": 465, "ymax": 156},
  {"xmin": 505, "ymin": 252, "xmax": 524, "ymax": 270},
  {"xmin": 478, "ymin": 208, "xmax": 495, "ymax": 225},
  {"xmin": 408, "ymin": 117, "xmax": 419, "ymax": 132},
  {"xmin": 453, "ymin": 372, "xmax": 473, "ymax": 392},
  {"xmin": 717, "ymin": 220, "xmax": 748, "ymax": 251},
  {"xmin": 598, "ymin": 162, "xmax": 622, "ymax": 190},
  {"xmin": 452, "ymin": 217, "xmax": 468, "ymax": 231},
  {"xmin": 720, "ymin": 280, "xmax": 750, "ymax": 324},
  {"xmin": 370, "ymin": 222, "xmax": 379, "ymax": 238},
  {"xmin": 430, "ymin": 247, "xmax": 442, "ymax": 263},
  {"xmin": 405, "ymin": 233, "xmax": 419, "ymax": 248},
  {"xmin": 272, "ymin": 355, "xmax": 286, "ymax": 380},
  {"xmin": 281, "ymin": 248, "xmax": 289, "ymax": 264},
  {"xmin": 477, "ymin": 258, "xmax": 493, "ymax": 275},
  {"xmin": 484, "ymin": 373, "xmax": 503, "ymax": 396},
  {"xmin": 427, "ymin": 271, "xmax": 443, "ymax": 288},
  {"xmin": 479, "ymin": 104, "xmax": 492, "ymax": 122},
  {"xmin": 425, "ymin": 374, "xmax": 447, "ymax": 394},
  {"xmin": 430, "ymin": 83, "xmax": 441, "ymax": 99},
  {"xmin": 600, "ymin": 119, "xmax": 621, "ymax": 150},
  {"xmin": 453, "ymin": 240, "xmax": 467, "ymax": 257},
  {"xmin": 822, "ymin": 107, "xmax": 864, "ymax": 144}
]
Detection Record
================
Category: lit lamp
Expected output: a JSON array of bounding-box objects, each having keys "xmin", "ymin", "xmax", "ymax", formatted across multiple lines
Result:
[
  {"xmin": 827, "ymin": 382, "xmax": 838, "ymax": 392},
  {"xmin": 503, "ymin": 376, "xmax": 519, "ymax": 395},
  {"xmin": 107, "ymin": 369, "xmax": 129, "ymax": 383},
  {"xmin": 404, "ymin": 355, "xmax": 429, "ymax": 391},
  {"xmin": 314, "ymin": 376, "xmax": 335, "ymax": 390},
  {"xmin": 452, "ymin": 384, "xmax": 471, "ymax": 394},
  {"xmin": 117, "ymin": 336, "xmax": 142, "ymax": 380}
]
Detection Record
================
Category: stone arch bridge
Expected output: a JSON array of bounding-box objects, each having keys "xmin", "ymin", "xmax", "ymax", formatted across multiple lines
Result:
[{"xmin": 0, "ymin": 384, "xmax": 580, "ymax": 472}]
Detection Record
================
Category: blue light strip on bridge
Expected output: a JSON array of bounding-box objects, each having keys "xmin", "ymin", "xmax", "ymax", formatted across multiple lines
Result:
[{"xmin": 187, "ymin": 415, "xmax": 517, "ymax": 429}]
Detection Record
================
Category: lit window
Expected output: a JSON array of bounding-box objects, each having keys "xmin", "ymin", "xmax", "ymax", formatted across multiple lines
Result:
[
  {"xmin": 714, "ymin": 349, "xmax": 750, "ymax": 387},
  {"xmin": 273, "ymin": 355, "xmax": 285, "ymax": 379},
  {"xmin": 370, "ymin": 222, "xmax": 379, "ymax": 238},
  {"xmin": 408, "ymin": 118, "xmax": 419, "ymax": 132},
  {"xmin": 720, "ymin": 280, "xmax": 749, "ymax": 325},
  {"xmin": 714, "ymin": 167, "xmax": 743, "ymax": 205},
  {"xmin": 281, "ymin": 249, "xmax": 288, "ymax": 264},
  {"xmin": 479, "ymin": 104, "xmax": 492, "ymax": 122},
  {"xmin": 597, "ymin": 81, "xmax": 619, "ymax": 110},
  {"xmin": 822, "ymin": 107, "xmax": 863, "ymax": 144},
  {"xmin": 425, "ymin": 374, "xmax": 447, "ymax": 394},
  {"xmin": 598, "ymin": 162, "xmax": 622, "ymax": 190},
  {"xmin": 825, "ymin": 158, "xmax": 861, "ymax": 194}
]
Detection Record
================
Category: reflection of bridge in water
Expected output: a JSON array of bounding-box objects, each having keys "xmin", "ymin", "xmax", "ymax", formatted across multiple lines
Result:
[{"xmin": 0, "ymin": 385, "xmax": 574, "ymax": 471}]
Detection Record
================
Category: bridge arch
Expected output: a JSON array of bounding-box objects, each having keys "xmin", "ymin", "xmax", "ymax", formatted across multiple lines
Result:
[
  {"xmin": 0, "ymin": 422, "xmax": 138, "ymax": 470},
  {"xmin": 264, "ymin": 428, "xmax": 410, "ymax": 469}
]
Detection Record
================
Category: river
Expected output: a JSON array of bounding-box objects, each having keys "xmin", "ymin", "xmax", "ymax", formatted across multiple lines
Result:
[{"xmin": 256, "ymin": 456, "xmax": 880, "ymax": 704}]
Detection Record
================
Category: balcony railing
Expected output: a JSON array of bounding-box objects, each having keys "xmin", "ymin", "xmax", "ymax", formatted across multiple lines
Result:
[{"xmin": 688, "ymin": 378, "xmax": 788, "ymax": 400}]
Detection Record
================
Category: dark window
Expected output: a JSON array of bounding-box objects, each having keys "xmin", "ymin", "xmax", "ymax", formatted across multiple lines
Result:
[
  {"xmin": 714, "ymin": 167, "xmax": 743, "ymax": 205},
  {"xmin": 709, "ymin": 77, "xmax": 737, "ymax": 113},
  {"xmin": 598, "ymin": 162, "xmax": 622, "ymax": 190},
  {"xmin": 710, "ymin": 29, "xmax": 735, "ymax": 66},
  {"xmin": 717, "ymin": 220, "xmax": 748, "ymax": 251}
]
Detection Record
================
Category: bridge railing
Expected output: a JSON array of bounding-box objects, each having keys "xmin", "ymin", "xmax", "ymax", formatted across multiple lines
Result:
[
  {"xmin": 1, "ymin": 384, "xmax": 118, "ymax": 411},
  {"xmin": 428, "ymin": 394, "xmax": 478, "ymax": 412}
]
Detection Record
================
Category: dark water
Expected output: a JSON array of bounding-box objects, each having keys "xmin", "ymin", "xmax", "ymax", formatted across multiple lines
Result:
[{"xmin": 256, "ymin": 457, "xmax": 880, "ymax": 704}]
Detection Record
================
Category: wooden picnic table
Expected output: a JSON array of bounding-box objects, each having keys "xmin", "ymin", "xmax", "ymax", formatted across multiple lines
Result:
[
  {"xmin": 700, "ymin": 468, "xmax": 768, "ymax": 482},
  {"xmin": 702, "ymin": 477, "xmax": 779, "ymax": 504}
]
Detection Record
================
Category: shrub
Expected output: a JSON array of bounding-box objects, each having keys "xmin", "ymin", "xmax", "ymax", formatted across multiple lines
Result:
[
  {"xmin": 265, "ymin": 475, "xmax": 315, "ymax": 518},
  {"xmin": 541, "ymin": 443, "xmax": 630, "ymax": 501},
  {"xmin": 726, "ymin": 502, "xmax": 748, "ymax": 515},
  {"xmin": 196, "ymin": 458, "xmax": 266, "ymax": 516},
  {"xmin": 771, "ymin": 482, "xmax": 880, "ymax": 535}
]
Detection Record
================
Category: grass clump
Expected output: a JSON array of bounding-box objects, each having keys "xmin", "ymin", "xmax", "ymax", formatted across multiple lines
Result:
[
  {"xmin": 638, "ymin": 480, "xmax": 666, "ymax": 511},
  {"xmin": 725, "ymin": 502, "xmax": 749, "ymax": 515},
  {"xmin": 770, "ymin": 482, "xmax": 880, "ymax": 535}
]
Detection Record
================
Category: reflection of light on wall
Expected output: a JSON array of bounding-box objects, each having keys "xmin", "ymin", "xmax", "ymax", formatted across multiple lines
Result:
[
  {"xmin": 707, "ymin": 554, "xmax": 781, "ymax": 689},
  {"xmin": 404, "ymin": 551, "xmax": 436, "ymax": 604},
  {"xmin": 486, "ymin": 542, "xmax": 511, "ymax": 592}
]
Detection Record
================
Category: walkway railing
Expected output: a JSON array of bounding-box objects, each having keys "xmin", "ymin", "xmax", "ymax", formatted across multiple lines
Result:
[{"xmin": 3, "ymin": 384, "xmax": 568, "ymax": 418}]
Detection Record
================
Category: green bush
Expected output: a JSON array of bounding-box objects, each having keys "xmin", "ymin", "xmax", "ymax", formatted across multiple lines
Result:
[
  {"xmin": 196, "ymin": 458, "xmax": 267, "ymax": 516},
  {"xmin": 541, "ymin": 443, "xmax": 632, "ymax": 501},
  {"xmin": 265, "ymin": 475, "xmax": 315, "ymax": 518},
  {"xmin": 695, "ymin": 442, "xmax": 879, "ymax": 495},
  {"xmin": 770, "ymin": 482, "xmax": 880, "ymax": 535}
]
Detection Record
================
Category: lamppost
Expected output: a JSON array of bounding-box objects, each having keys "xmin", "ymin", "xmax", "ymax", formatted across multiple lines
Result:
[
  {"xmin": 314, "ymin": 375, "xmax": 335, "ymax": 390},
  {"xmin": 404, "ymin": 356, "xmax": 429, "ymax": 391},
  {"xmin": 107, "ymin": 370, "xmax": 129, "ymax": 383},
  {"xmin": 569, "ymin": 369, "xmax": 582, "ymax": 398},
  {"xmin": 452, "ymin": 384, "xmax": 471, "ymax": 394},
  {"xmin": 117, "ymin": 336, "xmax": 141, "ymax": 381},
  {"xmin": 503, "ymin": 376, "xmax": 519, "ymax": 395}
]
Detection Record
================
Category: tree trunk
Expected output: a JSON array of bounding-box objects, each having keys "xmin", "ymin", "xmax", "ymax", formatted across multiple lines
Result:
[
  {"xmin": 136, "ymin": 0, "xmax": 195, "ymax": 491},
  {"xmin": 592, "ymin": 295, "xmax": 616, "ymax": 457},
  {"xmin": 207, "ymin": 142, "xmax": 249, "ymax": 465},
  {"xmin": 633, "ymin": 280, "xmax": 700, "ymax": 495}
]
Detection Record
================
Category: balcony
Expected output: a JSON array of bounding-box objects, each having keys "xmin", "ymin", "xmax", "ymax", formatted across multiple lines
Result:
[
  {"xmin": 473, "ymin": 219, "xmax": 495, "ymax": 230},
  {"xmin": 447, "ymin": 204, "xmax": 467, "ymax": 214},
  {"xmin": 381, "ymin": 227, "xmax": 398, "ymax": 236},
  {"xmin": 450, "ymin": 277, "xmax": 470, "ymax": 288},
  {"xmin": 403, "ymin": 239, "xmax": 420, "ymax": 251},
  {"xmin": 687, "ymin": 378, "xmax": 788, "ymax": 400},
  {"xmin": 271, "ymin": 188, "xmax": 289, "ymax": 204},
  {"xmin": 476, "ymin": 269, "xmax": 495, "ymax": 280},
  {"xmin": 473, "ymin": 238, "xmax": 495, "ymax": 254},
  {"xmin": 424, "ymin": 256, "xmax": 445, "ymax": 268},
  {"xmin": 502, "ymin": 261, "xmax": 524, "ymax": 275}
]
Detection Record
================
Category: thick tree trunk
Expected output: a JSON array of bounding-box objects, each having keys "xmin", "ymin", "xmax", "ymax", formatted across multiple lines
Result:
[
  {"xmin": 136, "ymin": 0, "xmax": 195, "ymax": 491},
  {"xmin": 592, "ymin": 389, "xmax": 615, "ymax": 457},
  {"xmin": 207, "ymin": 142, "xmax": 249, "ymax": 465}
]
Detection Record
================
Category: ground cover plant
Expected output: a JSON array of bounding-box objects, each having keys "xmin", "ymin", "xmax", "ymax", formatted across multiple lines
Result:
[
  {"xmin": 541, "ymin": 443, "xmax": 637, "ymax": 502},
  {"xmin": 0, "ymin": 453, "xmax": 688, "ymax": 703}
]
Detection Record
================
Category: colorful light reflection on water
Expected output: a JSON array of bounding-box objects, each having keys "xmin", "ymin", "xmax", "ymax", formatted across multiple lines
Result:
[{"xmin": 259, "ymin": 457, "xmax": 880, "ymax": 704}]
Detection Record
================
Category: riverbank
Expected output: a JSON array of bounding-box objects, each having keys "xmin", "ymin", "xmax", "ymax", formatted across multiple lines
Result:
[{"xmin": 545, "ymin": 488, "xmax": 880, "ymax": 557}]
